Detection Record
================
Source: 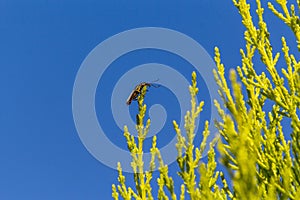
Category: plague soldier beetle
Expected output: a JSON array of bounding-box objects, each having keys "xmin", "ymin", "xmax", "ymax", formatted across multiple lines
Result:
[{"xmin": 126, "ymin": 80, "xmax": 159, "ymax": 105}]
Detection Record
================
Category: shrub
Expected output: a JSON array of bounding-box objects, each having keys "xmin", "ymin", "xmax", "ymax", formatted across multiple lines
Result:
[{"xmin": 112, "ymin": 0, "xmax": 300, "ymax": 199}]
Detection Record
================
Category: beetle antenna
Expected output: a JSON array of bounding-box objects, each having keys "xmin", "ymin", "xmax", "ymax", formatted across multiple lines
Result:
[
  {"xmin": 151, "ymin": 78, "xmax": 159, "ymax": 83},
  {"xmin": 149, "ymin": 79, "xmax": 160, "ymax": 88}
]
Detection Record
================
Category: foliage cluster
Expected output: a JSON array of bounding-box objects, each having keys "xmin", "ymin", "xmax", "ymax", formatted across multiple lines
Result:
[{"xmin": 112, "ymin": 0, "xmax": 300, "ymax": 199}]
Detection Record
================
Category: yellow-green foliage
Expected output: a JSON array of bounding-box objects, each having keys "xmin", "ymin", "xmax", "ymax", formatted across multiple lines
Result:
[
  {"xmin": 112, "ymin": 0, "xmax": 300, "ymax": 199},
  {"xmin": 112, "ymin": 72, "xmax": 224, "ymax": 200}
]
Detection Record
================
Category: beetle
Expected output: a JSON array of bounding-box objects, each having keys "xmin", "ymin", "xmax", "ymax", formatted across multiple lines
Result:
[{"xmin": 126, "ymin": 81, "xmax": 159, "ymax": 105}]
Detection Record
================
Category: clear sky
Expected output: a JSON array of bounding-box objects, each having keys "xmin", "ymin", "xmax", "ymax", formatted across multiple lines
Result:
[{"xmin": 0, "ymin": 0, "xmax": 298, "ymax": 199}]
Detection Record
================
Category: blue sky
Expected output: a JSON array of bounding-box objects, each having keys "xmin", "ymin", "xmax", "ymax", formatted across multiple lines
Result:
[{"xmin": 0, "ymin": 0, "xmax": 298, "ymax": 199}]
